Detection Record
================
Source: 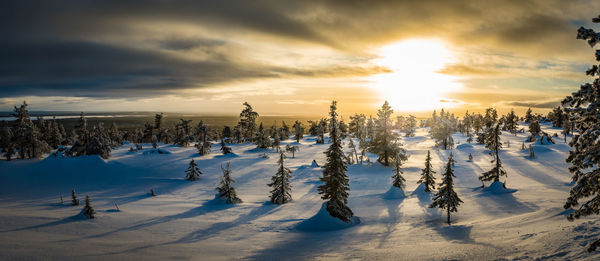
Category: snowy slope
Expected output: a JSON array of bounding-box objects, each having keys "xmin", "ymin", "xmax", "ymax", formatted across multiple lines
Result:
[{"xmin": 0, "ymin": 122, "xmax": 599, "ymax": 260}]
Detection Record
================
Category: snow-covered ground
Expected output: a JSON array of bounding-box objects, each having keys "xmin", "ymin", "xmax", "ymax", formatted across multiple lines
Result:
[{"xmin": 1, "ymin": 122, "xmax": 599, "ymax": 260}]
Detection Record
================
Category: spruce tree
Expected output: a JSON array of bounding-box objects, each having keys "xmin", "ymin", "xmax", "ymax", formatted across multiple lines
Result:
[
  {"xmin": 220, "ymin": 140, "xmax": 232, "ymax": 154},
  {"xmin": 418, "ymin": 150, "xmax": 437, "ymax": 192},
  {"xmin": 285, "ymin": 144, "xmax": 299, "ymax": 158},
  {"xmin": 479, "ymin": 124, "xmax": 507, "ymax": 185},
  {"xmin": 318, "ymin": 101, "xmax": 355, "ymax": 222},
  {"xmin": 348, "ymin": 113, "xmax": 367, "ymax": 140},
  {"xmin": 368, "ymin": 101, "xmax": 407, "ymax": 166},
  {"xmin": 528, "ymin": 120, "xmax": 541, "ymax": 142},
  {"xmin": 391, "ymin": 155, "xmax": 405, "ymax": 189},
  {"xmin": 216, "ymin": 162, "xmax": 242, "ymax": 204},
  {"xmin": 254, "ymin": 123, "xmax": 271, "ymax": 149},
  {"xmin": 429, "ymin": 155, "xmax": 463, "ymax": 225},
  {"xmin": 82, "ymin": 195, "xmax": 96, "ymax": 219},
  {"xmin": 71, "ymin": 189, "xmax": 80, "ymax": 206},
  {"xmin": 185, "ymin": 159, "xmax": 202, "ymax": 181},
  {"xmin": 559, "ymin": 18, "xmax": 600, "ymax": 251},
  {"xmin": 268, "ymin": 151, "xmax": 292, "ymax": 204},
  {"xmin": 525, "ymin": 108, "xmax": 533, "ymax": 123},
  {"xmin": 293, "ymin": 120, "xmax": 304, "ymax": 142},
  {"xmin": 238, "ymin": 102, "xmax": 259, "ymax": 142}
]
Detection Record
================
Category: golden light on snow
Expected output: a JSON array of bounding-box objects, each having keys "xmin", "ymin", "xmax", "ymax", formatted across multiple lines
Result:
[{"xmin": 370, "ymin": 39, "xmax": 462, "ymax": 112}]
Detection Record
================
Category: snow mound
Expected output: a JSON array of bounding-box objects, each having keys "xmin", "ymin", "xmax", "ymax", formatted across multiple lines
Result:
[
  {"xmin": 383, "ymin": 186, "xmax": 406, "ymax": 200},
  {"xmin": 216, "ymin": 152, "xmax": 239, "ymax": 158},
  {"xmin": 296, "ymin": 203, "xmax": 360, "ymax": 231},
  {"xmin": 142, "ymin": 149, "xmax": 171, "ymax": 155},
  {"xmin": 481, "ymin": 181, "xmax": 517, "ymax": 194},
  {"xmin": 411, "ymin": 183, "xmax": 432, "ymax": 202},
  {"xmin": 310, "ymin": 160, "xmax": 320, "ymax": 168},
  {"xmin": 456, "ymin": 143, "xmax": 473, "ymax": 150}
]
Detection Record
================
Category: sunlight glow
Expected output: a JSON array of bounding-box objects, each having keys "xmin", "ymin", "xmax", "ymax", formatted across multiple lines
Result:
[{"xmin": 369, "ymin": 39, "xmax": 462, "ymax": 112}]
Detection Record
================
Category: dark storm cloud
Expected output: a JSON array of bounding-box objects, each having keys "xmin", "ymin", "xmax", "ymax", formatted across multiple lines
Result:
[{"xmin": 1, "ymin": 0, "xmax": 598, "ymax": 99}]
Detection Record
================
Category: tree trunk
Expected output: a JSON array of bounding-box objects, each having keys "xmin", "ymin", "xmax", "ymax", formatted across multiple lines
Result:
[{"xmin": 447, "ymin": 207, "xmax": 451, "ymax": 225}]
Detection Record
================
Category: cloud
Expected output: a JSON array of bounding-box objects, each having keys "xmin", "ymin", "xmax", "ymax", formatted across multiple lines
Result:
[
  {"xmin": 1, "ymin": 0, "xmax": 599, "ymax": 111},
  {"xmin": 502, "ymin": 99, "xmax": 562, "ymax": 109}
]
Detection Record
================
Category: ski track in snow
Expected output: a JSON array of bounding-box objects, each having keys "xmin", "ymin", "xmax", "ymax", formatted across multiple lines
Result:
[{"xmin": 1, "ymin": 122, "xmax": 600, "ymax": 260}]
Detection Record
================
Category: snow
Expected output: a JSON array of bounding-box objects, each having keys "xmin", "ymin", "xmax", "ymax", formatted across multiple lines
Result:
[
  {"xmin": 296, "ymin": 203, "xmax": 361, "ymax": 231},
  {"xmin": 383, "ymin": 186, "xmax": 406, "ymax": 200},
  {"xmin": 0, "ymin": 122, "xmax": 599, "ymax": 260},
  {"xmin": 479, "ymin": 181, "xmax": 518, "ymax": 194}
]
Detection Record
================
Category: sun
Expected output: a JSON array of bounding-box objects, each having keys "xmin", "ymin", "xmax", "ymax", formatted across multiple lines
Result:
[{"xmin": 369, "ymin": 39, "xmax": 462, "ymax": 112}]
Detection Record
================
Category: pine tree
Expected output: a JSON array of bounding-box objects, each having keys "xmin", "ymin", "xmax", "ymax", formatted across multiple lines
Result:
[
  {"xmin": 560, "ymin": 18, "xmax": 600, "ymax": 251},
  {"xmin": 525, "ymin": 108, "xmax": 533, "ymax": 123},
  {"xmin": 82, "ymin": 195, "xmax": 96, "ymax": 219},
  {"xmin": 479, "ymin": 124, "xmax": 507, "ymax": 185},
  {"xmin": 528, "ymin": 120, "xmax": 541, "ymax": 142},
  {"xmin": 429, "ymin": 155, "xmax": 463, "ymax": 224},
  {"xmin": 292, "ymin": 120, "xmax": 304, "ymax": 142},
  {"xmin": 268, "ymin": 152, "xmax": 293, "ymax": 204},
  {"xmin": 285, "ymin": 144, "xmax": 299, "ymax": 158},
  {"xmin": 418, "ymin": 151, "xmax": 437, "ymax": 192},
  {"xmin": 449, "ymin": 151, "xmax": 455, "ymax": 167},
  {"xmin": 318, "ymin": 101, "xmax": 355, "ymax": 222},
  {"xmin": 238, "ymin": 102, "xmax": 259, "ymax": 142},
  {"xmin": 468, "ymin": 153, "xmax": 473, "ymax": 162},
  {"xmin": 220, "ymin": 140, "xmax": 232, "ymax": 154},
  {"xmin": 349, "ymin": 113, "xmax": 367, "ymax": 139},
  {"xmin": 391, "ymin": 155, "xmax": 405, "ymax": 189},
  {"xmin": 504, "ymin": 109, "xmax": 518, "ymax": 135},
  {"xmin": 185, "ymin": 159, "xmax": 202, "ymax": 181},
  {"xmin": 174, "ymin": 119, "xmax": 193, "ymax": 147},
  {"xmin": 368, "ymin": 101, "xmax": 407, "ymax": 166},
  {"xmin": 254, "ymin": 123, "xmax": 271, "ymax": 149},
  {"xmin": 216, "ymin": 162, "xmax": 242, "ymax": 204},
  {"xmin": 71, "ymin": 189, "xmax": 80, "ymax": 206},
  {"xmin": 11, "ymin": 101, "xmax": 50, "ymax": 159}
]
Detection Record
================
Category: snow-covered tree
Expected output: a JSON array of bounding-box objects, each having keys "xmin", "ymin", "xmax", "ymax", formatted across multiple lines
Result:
[
  {"xmin": 528, "ymin": 120, "xmax": 541, "ymax": 142},
  {"xmin": 504, "ymin": 109, "xmax": 518, "ymax": 135},
  {"xmin": 479, "ymin": 124, "xmax": 507, "ymax": 185},
  {"xmin": 368, "ymin": 101, "xmax": 407, "ymax": 166},
  {"xmin": 71, "ymin": 189, "xmax": 80, "ymax": 206},
  {"xmin": 418, "ymin": 150, "xmax": 437, "ymax": 192},
  {"xmin": 11, "ymin": 101, "xmax": 50, "ymax": 159},
  {"xmin": 431, "ymin": 117, "xmax": 455, "ymax": 150},
  {"xmin": 400, "ymin": 115, "xmax": 418, "ymax": 137},
  {"xmin": 254, "ymin": 123, "xmax": 271, "ymax": 149},
  {"xmin": 285, "ymin": 144, "xmax": 299, "ymax": 158},
  {"xmin": 316, "ymin": 118, "xmax": 327, "ymax": 144},
  {"xmin": 238, "ymin": 102, "xmax": 259, "ymax": 142},
  {"xmin": 562, "ymin": 16, "xmax": 600, "ymax": 252},
  {"xmin": 349, "ymin": 113, "xmax": 367, "ymax": 139},
  {"xmin": 185, "ymin": 159, "xmax": 202, "ymax": 181},
  {"xmin": 318, "ymin": 101, "xmax": 355, "ymax": 222},
  {"xmin": 174, "ymin": 119, "xmax": 193, "ymax": 147},
  {"xmin": 82, "ymin": 195, "xmax": 96, "ymax": 219},
  {"xmin": 279, "ymin": 121, "xmax": 291, "ymax": 140},
  {"xmin": 293, "ymin": 120, "xmax": 304, "ymax": 142},
  {"xmin": 348, "ymin": 138, "xmax": 360, "ymax": 165},
  {"xmin": 268, "ymin": 152, "xmax": 292, "ymax": 204},
  {"xmin": 429, "ymin": 154, "xmax": 463, "ymax": 224},
  {"xmin": 216, "ymin": 162, "xmax": 242, "ymax": 204},
  {"xmin": 220, "ymin": 140, "xmax": 232, "ymax": 155},
  {"xmin": 391, "ymin": 155, "xmax": 405, "ymax": 189},
  {"xmin": 525, "ymin": 108, "xmax": 533, "ymax": 123}
]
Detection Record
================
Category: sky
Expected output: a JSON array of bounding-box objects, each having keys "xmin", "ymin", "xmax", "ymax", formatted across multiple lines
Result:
[{"xmin": 1, "ymin": 0, "xmax": 599, "ymax": 116}]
